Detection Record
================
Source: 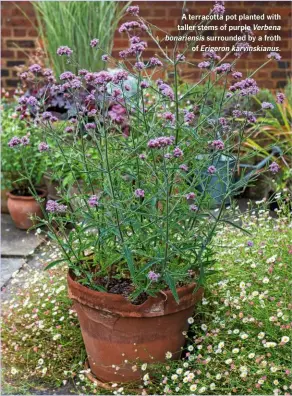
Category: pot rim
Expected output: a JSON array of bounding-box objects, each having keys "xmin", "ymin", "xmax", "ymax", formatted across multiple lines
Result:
[
  {"xmin": 7, "ymin": 188, "xmax": 47, "ymax": 201},
  {"xmin": 67, "ymin": 270, "xmax": 203, "ymax": 318}
]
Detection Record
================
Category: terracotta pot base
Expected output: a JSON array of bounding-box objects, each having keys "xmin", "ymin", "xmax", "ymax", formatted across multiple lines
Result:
[
  {"xmin": 84, "ymin": 360, "xmax": 113, "ymax": 390},
  {"xmin": 68, "ymin": 271, "xmax": 203, "ymax": 383}
]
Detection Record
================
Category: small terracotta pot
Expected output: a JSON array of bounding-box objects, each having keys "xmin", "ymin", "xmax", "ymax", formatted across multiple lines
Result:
[
  {"xmin": 68, "ymin": 271, "xmax": 203, "ymax": 383},
  {"xmin": 1, "ymin": 188, "xmax": 10, "ymax": 213},
  {"xmin": 7, "ymin": 189, "xmax": 47, "ymax": 230}
]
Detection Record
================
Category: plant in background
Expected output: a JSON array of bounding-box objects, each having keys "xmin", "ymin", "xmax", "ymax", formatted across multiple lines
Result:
[
  {"xmin": 243, "ymin": 82, "xmax": 292, "ymax": 193},
  {"xmin": 1, "ymin": 101, "xmax": 44, "ymax": 193},
  {"xmin": 10, "ymin": 2, "xmax": 285, "ymax": 382},
  {"xmin": 32, "ymin": 1, "xmax": 129, "ymax": 77}
]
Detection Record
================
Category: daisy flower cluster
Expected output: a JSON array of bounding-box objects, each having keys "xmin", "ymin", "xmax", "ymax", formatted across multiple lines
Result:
[
  {"xmin": 143, "ymin": 196, "xmax": 292, "ymax": 395},
  {"xmin": 1, "ymin": 243, "xmax": 87, "ymax": 394}
]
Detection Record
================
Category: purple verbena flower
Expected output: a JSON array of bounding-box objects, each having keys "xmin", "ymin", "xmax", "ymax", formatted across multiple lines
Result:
[
  {"xmin": 148, "ymin": 270, "xmax": 160, "ymax": 282},
  {"xmin": 211, "ymin": 140, "xmax": 224, "ymax": 150},
  {"xmin": 189, "ymin": 204, "xmax": 198, "ymax": 212},
  {"xmin": 212, "ymin": 1, "xmax": 225, "ymax": 15},
  {"xmin": 140, "ymin": 80, "xmax": 150, "ymax": 89},
  {"xmin": 232, "ymin": 71, "xmax": 242, "ymax": 79},
  {"xmin": 134, "ymin": 188, "xmax": 145, "ymax": 198},
  {"xmin": 134, "ymin": 61, "xmax": 145, "ymax": 71},
  {"xmin": 233, "ymin": 110, "xmax": 242, "ymax": 117},
  {"xmin": 229, "ymin": 77, "xmax": 259, "ymax": 96},
  {"xmin": 179, "ymin": 164, "xmax": 189, "ymax": 172},
  {"xmin": 162, "ymin": 112, "xmax": 175, "ymax": 123},
  {"xmin": 60, "ymin": 71, "xmax": 75, "ymax": 80},
  {"xmin": 43, "ymin": 68, "xmax": 53, "ymax": 77},
  {"xmin": 208, "ymin": 165, "xmax": 217, "ymax": 174},
  {"xmin": 184, "ymin": 111, "xmax": 195, "ymax": 124},
  {"xmin": 112, "ymin": 70, "xmax": 128, "ymax": 84},
  {"xmin": 157, "ymin": 81, "xmax": 174, "ymax": 101},
  {"xmin": 173, "ymin": 147, "xmax": 183, "ymax": 158},
  {"xmin": 29, "ymin": 64, "xmax": 42, "ymax": 73},
  {"xmin": 20, "ymin": 72, "xmax": 28, "ymax": 80},
  {"xmin": 38, "ymin": 142, "xmax": 49, "ymax": 152},
  {"xmin": 203, "ymin": 50, "xmax": 221, "ymax": 60},
  {"xmin": 65, "ymin": 126, "xmax": 74, "ymax": 133},
  {"xmin": 26, "ymin": 96, "xmax": 38, "ymax": 107},
  {"xmin": 46, "ymin": 200, "xmax": 67, "ymax": 213},
  {"xmin": 88, "ymin": 195, "xmax": 99, "ymax": 207},
  {"xmin": 267, "ymin": 52, "xmax": 281, "ymax": 61},
  {"xmin": 112, "ymin": 89, "xmax": 122, "ymax": 99},
  {"xmin": 85, "ymin": 123, "xmax": 96, "ymax": 130},
  {"xmin": 90, "ymin": 38, "xmax": 99, "ymax": 48},
  {"xmin": 234, "ymin": 42, "xmax": 252, "ymax": 57},
  {"xmin": 41, "ymin": 111, "xmax": 53, "ymax": 121},
  {"xmin": 126, "ymin": 5, "xmax": 139, "ymax": 16},
  {"xmin": 276, "ymin": 93, "xmax": 285, "ymax": 104},
  {"xmin": 21, "ymin": 136, "xmax": 30, "ymax": 146},
  {"xmin": 269, "ymin": 162, "xmax": 280, "ymax": 174},
  {"xmin": 119, "ymin": 21, "xmax": 143, "ymax": 33},
  {"xmin": 57, "ymin": 46, "xmax": 73, "ymax": 56},
  {"xmin": 18, "ymin": 96, "xmax": 28, "ymax": 105},
  {"xmin": 219, "ymin": 117, "xmax": 227, "ymax": 126},
  {"xmin": 214, "ymin": 63, "xmax": 232, "ymax": 74},
  {"xmin": 198, "ymin": 61, "xmax": 211, "ymax": 69},
  {"xmin": 242, "ymin": 111, "xmax": 257, "ymax": 123},
  {"xmin": 147, "ymin": 136, "xmax": 175, "ymax": 149},
  {"xmin": 247, "ymin": 240, "xmax": 254, "ymax": 247},
  {"xmin": 176, "ymin": 53, "xmax": 186, "ymax": 62},
  {"xmin": 139, "ymin": 154, "xmax": 146, "ymax": 160},
  {"xmin": 78, "ymin": 69, "xmax": 89, "ymax": 76},
  {"xmin": 8, "ymin": 136, "xmax": 22, "ymax": 147},
  {"xmin": 186, "ymin": 192, "xmax": 196, "ymax": 200},
  {"xmin": 102, "ymin": 54, "xmax": 109, "ymax": 62},
  {"xmin": 262, "ymin": 102, "xmax": 274, "ymax": 110},
  {"xmin": 149, "ymin": 57, "xmax": 163, "ymax": 67}
]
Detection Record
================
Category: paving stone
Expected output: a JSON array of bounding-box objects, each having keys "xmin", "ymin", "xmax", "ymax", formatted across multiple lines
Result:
[
  {"xmin": 1, "ymin": 258, "xmax": 24, "ymax": 288},
  {"xmin": 1, "ymin": 214, "xmax": 43, "ymax": 257}
]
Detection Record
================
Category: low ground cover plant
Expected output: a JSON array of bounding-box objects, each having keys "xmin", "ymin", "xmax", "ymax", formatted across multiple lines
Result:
[{"xmin": 2, "ymin": 196, "xmax": 291, "ymax": 395}]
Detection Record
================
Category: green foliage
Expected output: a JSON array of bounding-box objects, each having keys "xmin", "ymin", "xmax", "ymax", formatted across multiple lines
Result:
[
  {"xmin": 243, "ymin": 81, "xmax": 292, "ymax": 191},
  {"xmin": 32, "ymin": 1, "xmax": 129, "ymax": 76}
]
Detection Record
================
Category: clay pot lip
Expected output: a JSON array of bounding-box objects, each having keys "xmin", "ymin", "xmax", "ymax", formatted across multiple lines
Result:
[
  {"xmin": 7, "ymin": 188, "xmax": 47, "ymax": 201},
  {"xmin": 67, "ymin": 270, "xmax": 203, "ymax": 317}
]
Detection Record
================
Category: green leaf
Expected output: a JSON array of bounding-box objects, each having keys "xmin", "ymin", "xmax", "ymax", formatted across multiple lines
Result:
[
  {"xmin": 123, "ymin": 245, "xmax": 136, "ymax": 279},
  {"xmin": 220, "ymin": 219, "xmax": 252, "ymax": 235},
  {"xmin": 136, "ymin": 259, "xmax": 160, "ymax": 278},
  {"xmin": 44, "ymin": 258, "xmax": 68, "ymax": 270},
  {"xmin": 164, "ymin": 272, "xmax": 179, "ymax": 304}
]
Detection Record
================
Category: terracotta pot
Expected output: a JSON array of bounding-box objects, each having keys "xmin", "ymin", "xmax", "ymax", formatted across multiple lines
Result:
[
  {"xmin": 7, "ymin": 189, "xmax": 47, "ymax": 230},
  {"xmin": 67, "ymin": 271, "xmax": 203, "ymax": 383},
  {"xmin": 1, "ymin": 189, "xmax": 10, "ymax": 213}
]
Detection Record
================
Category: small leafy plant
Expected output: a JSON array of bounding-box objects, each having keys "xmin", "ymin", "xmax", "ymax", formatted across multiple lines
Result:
[
  {"xmin": 9, "ymin": 3, "xmax": 283, "ymax": 302},
  {"xmin": 1, "ymin": 101, "xmax": 44, "ymax": 194}
]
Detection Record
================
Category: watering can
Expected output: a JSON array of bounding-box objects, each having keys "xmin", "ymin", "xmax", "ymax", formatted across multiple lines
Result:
[{"xmin": 195, "ymin": 146, "xmax": 283, "ymax": 207}]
